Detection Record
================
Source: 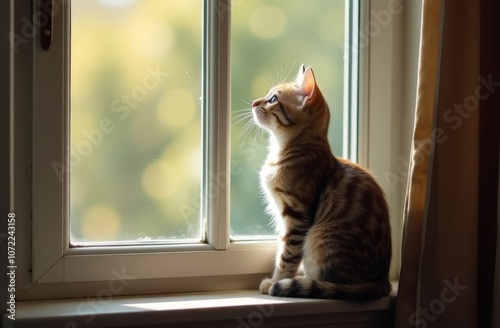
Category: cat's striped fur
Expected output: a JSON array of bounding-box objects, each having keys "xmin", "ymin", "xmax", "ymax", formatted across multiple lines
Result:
[{"xmin": 252, "ymin": 65, "xmax": 392, "ymax": 301}]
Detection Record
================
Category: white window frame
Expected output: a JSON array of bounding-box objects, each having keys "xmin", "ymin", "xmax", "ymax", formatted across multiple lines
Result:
[{"xmin": 11, "ymin": 0, "xmax": 415, "ymax": 300}]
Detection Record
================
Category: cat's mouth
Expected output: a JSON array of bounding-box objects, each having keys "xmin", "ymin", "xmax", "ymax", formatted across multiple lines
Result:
[{"xmin": 252, "ymin": 106, "xmax": 268, "ymax": 127}]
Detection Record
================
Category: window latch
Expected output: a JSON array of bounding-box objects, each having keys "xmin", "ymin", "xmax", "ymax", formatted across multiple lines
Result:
[{"xmin": 40, "ymin": 0, "xmax": 53, "ymax": 51}]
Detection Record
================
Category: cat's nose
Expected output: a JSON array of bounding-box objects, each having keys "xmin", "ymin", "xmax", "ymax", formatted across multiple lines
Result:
[{"xmin": 252, "ymin": 100, "xmax": 261, "ymax": 107}]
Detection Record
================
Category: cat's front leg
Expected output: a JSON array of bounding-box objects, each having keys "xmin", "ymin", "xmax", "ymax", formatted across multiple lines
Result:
[
  {"xmin": 260, "ymin": 228, "xmax": 304, "ymax": 294},
  {"xmin": 259, "ymin": 278, "xmax": 274, "ymax": 294}
]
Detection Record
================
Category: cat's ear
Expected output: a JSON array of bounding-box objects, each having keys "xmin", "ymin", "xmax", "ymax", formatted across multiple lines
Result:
[{"xmin": 297, "ymin": 66, "xmax": 316, "ymax": 99}]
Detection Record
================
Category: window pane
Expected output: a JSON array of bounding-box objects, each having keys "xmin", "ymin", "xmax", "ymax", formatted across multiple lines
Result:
[
  {"xmin": 230, "ymin": 0, "xmax": 345, "ymax": 238},
  {"xmin": 70, "ymin": 0, "xmax": 203, "ymax": 244}
]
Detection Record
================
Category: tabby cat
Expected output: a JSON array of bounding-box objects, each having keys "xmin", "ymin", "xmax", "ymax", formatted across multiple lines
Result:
[{"xmin": 252, "ymin": 65, "xmax": 392, "ymax": 301}]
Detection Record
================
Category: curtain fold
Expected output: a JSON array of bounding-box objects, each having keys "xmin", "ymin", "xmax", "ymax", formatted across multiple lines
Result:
[
  {"xmin": 395, "ymin": 0, "xmax": 499, "ymax": 327},
  {"xmin": 397, "ymin": 0, "xmax": 444, "ymax": 325}
]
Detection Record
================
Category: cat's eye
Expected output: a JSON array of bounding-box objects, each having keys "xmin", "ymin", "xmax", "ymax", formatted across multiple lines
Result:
[{"xmin": 268, "ymin": 95, "xmax": 279, "ymax": 104}]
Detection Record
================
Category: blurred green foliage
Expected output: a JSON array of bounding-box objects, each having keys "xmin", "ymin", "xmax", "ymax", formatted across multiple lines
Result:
[{"xmin": 69, "ymin": 0, "xmax": 344, "ymax": 244}]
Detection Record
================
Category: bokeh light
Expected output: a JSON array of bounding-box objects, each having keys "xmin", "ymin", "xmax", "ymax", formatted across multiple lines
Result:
[
  {"xmin": 248, "ymin": 6, "xmax": 287, "ymax": 40},
  {"xmin": 141, "ymin": 160, "xmax": 181, "ymax": 200},
  {"xmin": 98, "ymin": 0, "xmax": 136, "ymax": 8},
  {"xmin": 82, "ymin": 205, "xmax": 121, "ymax": 241},
  {"xmin": 136, "ymin": 23, "xmax": 176, "ymax": 58}
]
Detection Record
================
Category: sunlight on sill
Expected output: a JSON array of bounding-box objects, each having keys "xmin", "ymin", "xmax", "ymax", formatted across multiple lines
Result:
[{"xmin": 124, "ymin": 296, "xmax": 289, "ymax": 311}]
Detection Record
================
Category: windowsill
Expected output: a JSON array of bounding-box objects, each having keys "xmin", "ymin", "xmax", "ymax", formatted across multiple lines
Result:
[{"xmin": 5, "ymin": 283, "xmax": 397, "ymax": 328}]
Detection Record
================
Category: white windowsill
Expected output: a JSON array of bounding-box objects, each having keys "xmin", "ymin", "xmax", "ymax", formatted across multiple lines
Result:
[{"xmin": 5, "ymin": 283, "xmax": 397, "ymax": 328}]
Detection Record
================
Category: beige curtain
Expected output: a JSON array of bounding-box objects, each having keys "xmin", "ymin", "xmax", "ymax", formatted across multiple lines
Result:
[{"xmin": 395, "ymin": 0, "xmax": 500, "ymax": 327}]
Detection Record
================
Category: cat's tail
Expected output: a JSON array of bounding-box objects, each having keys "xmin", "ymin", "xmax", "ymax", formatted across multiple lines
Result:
[{"xmin": 269, "ymin": 277, "xmax": 391, "ymax": 302}]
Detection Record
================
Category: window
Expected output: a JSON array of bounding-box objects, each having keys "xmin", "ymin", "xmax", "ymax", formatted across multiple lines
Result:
[{"xmin": 22, "ymin": 0, "xmax": 407, "ymax": 298}]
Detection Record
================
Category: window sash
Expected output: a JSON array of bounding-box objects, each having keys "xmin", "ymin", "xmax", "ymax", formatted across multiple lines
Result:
[
  {"xmin": 203, "ymin": 0, "xmax": 231, "ymax": 250},
  {"xmin": 32, "ymin": 0, "xmax": 71, "ymax": 283},
  {"xmin": 343, "ymin": 0, "xmax": 360, "ymax": 161}
]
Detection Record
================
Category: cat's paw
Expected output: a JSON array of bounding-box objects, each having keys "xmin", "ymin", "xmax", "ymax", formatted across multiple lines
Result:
[
  {"xmin": 259, "ymin": 278, "xmax": 274, "ymax": 294},
  {"xmin": 268, "ymin": 278, "xmax": 294, "ymax": 297}
]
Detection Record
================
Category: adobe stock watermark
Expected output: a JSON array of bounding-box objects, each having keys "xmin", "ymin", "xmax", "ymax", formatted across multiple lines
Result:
[
  {"xmin": 385, "ymin": 73, "xmax": 500, "ymax": 192},
  {"xmin": 409, "ymin": 277, "xmax": 467, "ymax": 328},
  {"xmin": 64, "ymin": 267, "xmax": 135, "ymax": 328},
  {"xmin": 51, "ymin": 65, "xmax": 169, "ymax": 182},
  {"xmin": 342, "ymin": 0, "xmax": 403, "ymax": 55},
  {"xmin": 236, "ymin": 300, "xmax": 274, "ymax": 328}
]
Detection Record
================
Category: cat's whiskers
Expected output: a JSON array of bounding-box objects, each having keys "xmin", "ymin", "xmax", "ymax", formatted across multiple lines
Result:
[
  {"xmin": 263, "ymin": 77, "xmax": 272, "ymax": 89},
  {"xmin": 282, "ymin": 61, "xmax": 296, "ymax": 83},
  {"xmin": 232, "ymin": 108, "xmax": 251, "ymax": 113},
  {"xmin": 232, "ymin": 97, "xmax": 254, "ymax": 125},
  {"xmin": 236, "ymin": 97, "xmax": 253, "ymax": 107},
  {"xmin": 275, "ymin": 61, "xmax": 296, "ymax": 86},
  {"xmin": 264, "ymin": 71, "xmax": 276, "ymax": 88},
  {"xmin": 231, "ymin": 112, "xmax": 254, "ymax": 127},
  {"xmin": 274, "ymin": 65, "xmax": 282, "ymax": 85},
  {"xmin": 252, "ymin": 125, "xmax": 265, "ymax": 150},
  {"xmin": 278, "ymin": 63, "xmax": 287, "ymax": 85},
  {"xmin": 239, "ymin": 114, "xmax": 255, "ymax": 133},
  {"xmin": 262, "ymin": 62, "xmax": 298, "ymax": 90},
  {"xmin": 237, "ymin": 115, "xmax": 257, "ymax": 142},
  {"xmin": 279, "ymin": 63, "xmax": 287, "ymax": 85},
  {"xmin": 232, "ymin": 96, "xmax": 259, "ymax": 146}
]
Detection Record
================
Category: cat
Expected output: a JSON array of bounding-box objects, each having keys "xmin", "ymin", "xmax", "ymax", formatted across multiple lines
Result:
[{"xmin": 251, "ymin": 64, "xmax": 392, "ymax": 301}]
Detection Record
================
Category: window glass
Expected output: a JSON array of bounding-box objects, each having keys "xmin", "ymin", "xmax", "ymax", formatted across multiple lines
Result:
[
  {"xmin": 70, "ymin": 0, "xmax": 203, "ymax": 244},
  {"xmin": 230, "ymin": 0, "xmax": 346, "ymax": 238}
]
